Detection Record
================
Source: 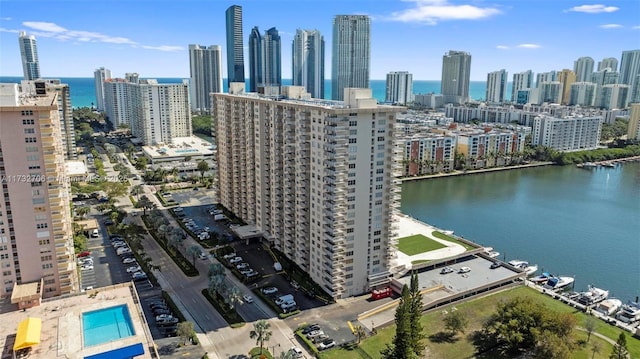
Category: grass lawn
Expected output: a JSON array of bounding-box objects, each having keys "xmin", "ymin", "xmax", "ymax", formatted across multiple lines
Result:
[
  {"xmin": 324, "ymin": 286, "xmax": 638, "ymax": 359},
  {"xmin": 397, "ymin": 234, "xmax": 446, "ymax": 255},
  {"xmin": 432, "ymin": 231, "xmax": 477, "ymax": 251}
]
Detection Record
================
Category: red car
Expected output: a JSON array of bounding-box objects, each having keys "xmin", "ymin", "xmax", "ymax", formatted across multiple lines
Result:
[{"xmin": 77, "ymin": 251, "xmax": 91, "ymax": 258}]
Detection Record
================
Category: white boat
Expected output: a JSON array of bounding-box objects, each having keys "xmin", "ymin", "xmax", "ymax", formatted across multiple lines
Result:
[
  {"xmin": 530, "ymin": 272, "xmax": 552, "ymax": 284},
  {"xmin": 508, "ymin": 260, "xmax": 538, "ymax": 276},
  {"xmin": 595, "ymin": 298, "xmax": 623, "ymax": 316},
  {"xmin": 616, "ymin": 301, "xmax": 640, "ymax": 324},
  {"xmin": 577, "ymin": 285, "xmax": 609, "ymax": 306},
  {"xmin": 543, "ymin": 276, "xmax": 575, "ymax": 291}
]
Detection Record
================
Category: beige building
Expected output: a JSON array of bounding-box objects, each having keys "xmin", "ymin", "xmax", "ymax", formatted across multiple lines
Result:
[
  {"xmin": 558, "ymin": 69, "xmax": 576, "ymax": 105},
  {"xmin": 0, "ymin": 83, "xmax": 78, "ymax": 299},
  {"xmin": 628, "ymin": 103, "xmax": 640, "ymax": 141},
  {"xmin": 213, "ymin": 86, "xmax": 403, "ymax": 298}
]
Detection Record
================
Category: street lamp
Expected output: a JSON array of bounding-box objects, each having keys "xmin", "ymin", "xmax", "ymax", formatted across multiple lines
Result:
[{"xmin": 270, "ymin": 343, "xmax": 281, "ymax": 357}]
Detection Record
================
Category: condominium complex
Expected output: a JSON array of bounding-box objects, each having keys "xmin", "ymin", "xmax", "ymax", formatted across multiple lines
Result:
[
  {"xmin": 213, "ymin": 86, "xmax": 402, "ymax": 298},
  {"xmin": 0, "ymin": 83, "xmax": 79, "ymax": 299},
  {"xmin": 511, "ymin": 70, "xmax": 533, "ymax": 102},
  {"xmin": 539, "ymin": 81, "xmax": 563, "ymax": 104},
  {"xmin": 598, "ymin": 57, "xmax": 618, "ymax": 72},
  {"xmin": 627, "ymin": 104, "xmax": 640, "ymax": 141},
  {"xmin": 569, "ymin": 82, "xmax": 597, "ymax": 107},
  {"xmin": 532, "ymin": 114, "xmax": 602, "ymax": 151},
  {"xmin": 331, "ymin": 15, "xmax": 371, "ymax": 101},
  {"xmin": 18, "ymin": 31, "xmax": 40, "ymax": 81},
  {"xmin": 93, "ymin": 67, "xmax": 111, "ymax": 112},
  {"xmin": 486, "ymin": 69, "xmax": 508, "ymax": 103},
  {"xmin": 441, "ymin": 50, "xmax": 471, "ymax": 105},
  {"xmin": 248, "ymin": 27, "xmax": 282, "ymax": 91},
  {"xmin": 399, "ymin": 134, "xmax": 456, "ymax": 176},
  {"xmin": 620, "ymin": 50, "xmax": 640, "ymax": 103},
  {"xmin": 292, "ymin": 29, "xmax": 325, "ymax": 99},
  {"xmin": 573, "ymin": 56, "xmax": 594, "ymax": 82},
  {"xmin": 536, "ymin": 71, "xmax": 557, "ymax": 87},
  {"xmin": 599, "ymin": 84, "xmax": 630, "ymax": 110},
  {"xmin": 385, "ymin": 71, "xmax": 413, "ymax": 105},
  {"xmin": 188, "ymin": 44, "xmax": 223, "ymax": 113},
  {"xmin": 225, "ymin": 5, "xmax": 245, "ymax": 89},
  {"xmin": 104, "ymin": 78, "xmax": 192, "ymax": 145}
]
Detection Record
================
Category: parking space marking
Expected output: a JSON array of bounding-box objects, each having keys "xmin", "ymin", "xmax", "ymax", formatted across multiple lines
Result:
[{"xmin": 347, "ymin": 320, "xmax": 355, "ymax": 334}]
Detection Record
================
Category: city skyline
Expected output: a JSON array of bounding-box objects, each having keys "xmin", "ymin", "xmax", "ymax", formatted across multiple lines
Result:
[{"xmin": 0, "ymin": 1, "xmax": 638, "ymax": 81}]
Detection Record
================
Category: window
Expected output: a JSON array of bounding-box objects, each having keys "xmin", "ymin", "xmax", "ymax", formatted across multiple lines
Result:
[
  {"xmin": 25, "ymin": 137, "xmax": 37, "ymax": 143},
  {"xmin": 24, "ymin": 128, "xmax": 35, "ymax": 134},
  {"xmin": 36, "ymin": 223, "xmax": 48, "ymax": 229}
]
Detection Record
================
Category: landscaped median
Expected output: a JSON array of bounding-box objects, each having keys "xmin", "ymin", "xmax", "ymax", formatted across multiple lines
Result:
[
  {"xmin": 201, "ymin": 289, "xmax": 245, "ymax": 328},
  {"xmin": 252, "ymin": 286, "xmax": 301, "ymax": 319},
  {"xmin": 141, "ymin": 215, "xmax": 199, "ymax": 277}
]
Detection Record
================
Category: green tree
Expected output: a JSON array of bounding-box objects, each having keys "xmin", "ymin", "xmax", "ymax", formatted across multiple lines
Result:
[
  {"xmin": 584, "ymin": 316, "xmax": 598, "ymax": 343},
  {"xmin": 354, "ymin": 325, "xmax": 367, "ymax": 345},
  {"xmin": 591, "ymin": 342, "xmax": 601, "ymax": 359},
  {"xmin": 75, "ymin": 206, "xmax": 90, "ymax": 219},
  {"xmin": 130, "ymin": 184, "xmax": 144, "ymax": 200},
  {"xmin": 534, "ymin": 330, "xmax": 572, "ymax": 359},
  {"xmin": 409, "ymin": 272, "xmax": 426, "ymax": 356},
  {"xmin": 610, "ymin": 333, "xmax": 629, "ymax": 359},
  {"xmin": 226, "ymin": 286, "xmax": 242, "ymax": 309},
  {"xmin": 73, "ymin": 233, "xmax": 88, "ymax": 253},
  {"xmin": 176, "ymin": 321, "xmax": 195, "ymax": 345},
  {"xmin": 136, "ymin": 195, "xmax": 154, "ymax": 215},
  {"xmin": 249, "ymin": 320, "xmax": 272, "ymax": 354},
  {"xmin": 134, "ymin": 156, "xmax": 148, "ymax": 170},
  {"xmin": 443, "ymin": 309, "xmax": 468, "ymax": 337},
  {"xmin": 187, "ymin": 245, "xmax": 201, "ymax": 267},
  {"xmin": 197, "ymin": 160, "xmax": 210, "ymax": 179},
  {"xmin": 276, "ymin": 349, "xmax": 296, "ymax": 359},
  {"xmin": 381, "ymin": 285, "xmax": 415, "ymax": 359}
]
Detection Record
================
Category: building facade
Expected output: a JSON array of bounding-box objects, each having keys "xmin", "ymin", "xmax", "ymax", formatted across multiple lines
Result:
[
  {"xmin": 0, "ymin": 84, "xmax": 79, "ymax": 298},
  {"xmin": 598, "ymin": 57, "xmax": 618, "ymax": 72},
  {"xmin": 248, "ymin": 27, "xmax": 263, "ymax": 93},
  {"xmin": 536, "ymin": 71, "xmax": 557, "ymax": 87},
  {"xmin": 261, "ymin": 27, "xmax": 282, "ymax": 88},
  {"xmin": 627, "ymin": 103, "xmax": 640, "ymax": 140},
  {"xmin": 486, "ymin": 69, "xmax": 508, "ymax": 104},
  {"xmin": 188, "ymin": 44, "xmax": 223, "ymax": 113},
  {"xmin": 532, "ymin": 114, "xmax": 602, "ymax": 151},
  {"xmin": 511, "ymin": 70, "xmax": 533, "ymax": 102},
  {"xmin": 569, "ymin": 82, "xmax": 596, "ymax": 107},
  {"xmin": 93, "ymin": 67, "xmax": 111, "ymax": 112},
  {"xmin": 385, "ymin": 71, "xmax": 413, "ymax": 105},
  {"xmin": 558, "ymin": 69, "xmax": 576, "ymax": 105},
  {"xmin": 599, "ymin": 84, "xmax": 630, "ymax": 110},
  {"xmin": 18, "ymin": 31, "xmax": 40, "ymax": 81},
  {"xmin": 292, "ymin": 29, "xmax": 325, "ymax": 99},
  {"xmin": 441, "ymin": 50, "xmax": 471, "ymax": 105},
  {"xmin": 539, "ymin": 81, "xmax": 563, "ymax": 104},
  {"xmin": 225, "ymin": 5, "xmax": 245, "ymax": 89},
  {"xmin": 400, "ymin": 134, "xmax": 455, "ymax": 176},
  {"xmin": 104, "ymin": 78, "xmax": 133, "ymax": 128},
  {"xmin": 213, "ymin": 86, "xmax": 402, "ymax": 298},
  {"xmin": 331, "ymin": 15, "xmax": 370, "ymax": 101},
  {"xmin": 620, "ymin": 50, "xmax": 640, "ymax": 104},
  {"xmin": 573, "ymin": 56, "xmax": 594, "ymax": 82}
]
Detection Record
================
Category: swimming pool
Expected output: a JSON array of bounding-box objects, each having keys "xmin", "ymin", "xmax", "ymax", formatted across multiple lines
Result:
[{"xmin": 82, "ymin": 305, "xmax": 136, "ymax": 347}]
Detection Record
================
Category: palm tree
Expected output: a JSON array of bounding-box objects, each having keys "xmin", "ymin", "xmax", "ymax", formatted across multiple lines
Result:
[
  {"xmin": 277, "ymin": 350, "xmax": 296, "ymax": 359},
  {"xmin": 249, "ymin": 320, "xmax": 272, "ymax": 354},
  {"xmin": 136, "ymin": 195, "xmax": 154, "ymax": 216},
  {"xmin": 187, "ymin": 245, "xmax": 201, "ymax": 267},
  {"xmin": 131, "ymin": 185, "xmax": 143, "ymax": 200},
  {"xmin": 226, "ymin": 286, "xmax": 242, "ymax": 309},
  {"xmin": 167, "ymin": 232, "xmax": 182, "ymax": 253},
  {"xmin": 354, "ymin": 325, "xmax": 367, "ymax": 345},
  {"xmin": 75, "ymin": 206, "xmax": 90, "ymax": 219}
]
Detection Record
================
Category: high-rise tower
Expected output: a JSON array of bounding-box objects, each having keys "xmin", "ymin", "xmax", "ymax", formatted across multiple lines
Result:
[
  {"xmin": 441, "ymin": 50, "xmax": 471, "ymax": 104},
  {"xmin": 486, "ymin": 69, "xmax": 508, "ymax": 103},
  {"xmin": 248, "ymin": 27, "xmax": 262, "ymax": 92},
  {"xmin": 225, "ymin": 5, "xmax": 245, "ymax": 89},
  {"xmin": 93, "ymin": 67, "xmax": 111, "ymax": 112},
  {"xmin": 385, "ymin": 71, "xmax": 413, "ymax": 104},
  {"xmin": 18, "ymin": 31, "xmax": 40, "ymax": 81},
  {"xmin": 261, "ymin": 27, "xmax": 281, "ymax": 88},
  {"xmin": 189, "ymin": 44, "xmax": 223, "ymax": 113},
  {"xmin": 558, "ymin": 69, "xmax": 577, "ymax": 105},
  {"xmin": 573, "ymin": 56, "xmax": 594, "ymax": 82},
  {"xmin": 511, "ymin": 70, "xmax": 533, "ymax": 102},
  {"xmin": 620, "ymin": 50, "xmax": 640, "ymax": 103},
  {"xmin": 331, "ymin": 15, "xmax": 370, "ymax": 101},
  {"xmin": 292, "ymin": 29, "xmax": 325, "ymax": 99},
  {"xmin": 598, "ymin": 57, "xmax": 618, "ymax": 72}
]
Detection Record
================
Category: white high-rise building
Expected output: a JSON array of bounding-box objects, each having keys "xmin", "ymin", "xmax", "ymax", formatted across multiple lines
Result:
[
  {"xmin": 539, "ymin": 81, "xmax": 563, "ymax": 104},
  {"xmin": 189, "ymin": 44, "xmax": 223, "ymax": 113},
  {"xmin": 569, "ymin": 82, "xmax": 597, "ymax": 106},
  {"xmin": 620, "ymin": 50, "xmax": 640, "ymax": 103},
  {"xmin": 441, "ymin": 50, "xmax": 472, "ymax": 104},
  {"xmin": 18, "ymin": 31, "xmax": 40, "ymax": 81},
  {"xmin": 573, "ymin": 56, "xmax": 594, "ymax": 82},
  {"xmin": 331, "ymin": 15, "xmax": 370, "ymax": 101},
  {"xmin": 532, "ymin": 114, "xmax": 602, "ymax": 151},
  {"xmin": 591, "ymin": 68, "xmax": 619, "ymax": 107},
  {"xmin": 486, "ymin": 69, "xmax": 508, "ymax": 103},
  {"xmin": 536, "ymin": 71, "xmax": 557, "ymax": 87},
  {"xmin": 104, "ymin": 78, "xmax": 133, "ymax": 128},
  {"xmin": 511, "ymin": 70, "xmax": 533, "ymax": 102},
  {"xmin": 292, "ymin": 29, "xmax": 325, "ymax": 99},
  {"xmin": 93, "ymin": 67, "xmax": 111, "ymax": 112},
  {"xmin": 627, "ymin": 104, "xmax": 640, "ymax": 140},
  {"xmin": 598, "ymin": 57, "xmax": 618, "ymax": 72},
  {"xmin": 385, "ymin": 71, "xmax": 413, "ymax": 104},
  {"xmin": 599, "ymin": 84, "xmax": 630, "ymax": 109},
  {"xmin": 213, "ymin": 86, "xmax": 402, "ymax": 298}
]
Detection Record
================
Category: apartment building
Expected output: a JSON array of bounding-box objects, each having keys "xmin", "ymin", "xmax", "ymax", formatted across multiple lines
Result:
[
  {"xmin": 399, "ymin": 134, "xmax": 456, "ymax": 176},
  {"xmin": 0, "ymin": 83, "xmax": 78, "ymax": 299},
  {"xmin": 532, "ymin": 114, "xmax": 602, "ymax": 151},
  {"xmin": 213, "ymin": 86, "xmax": 402, "ymax": 298}
]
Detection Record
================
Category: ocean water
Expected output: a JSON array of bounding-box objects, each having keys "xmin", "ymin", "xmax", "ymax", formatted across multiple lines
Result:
[{"xmin": 0, "ymin": 76, "xmax": 498, "ymax": 108}]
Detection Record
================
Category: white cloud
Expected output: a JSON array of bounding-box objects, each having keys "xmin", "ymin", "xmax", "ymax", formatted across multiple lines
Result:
[
  {"xmin": 566, "ymin": 4, "xmax": 619, "ymax": 13},
  {"xmin": 517, "ymin": 43, "xmax": 541, "ymax": 49},
  {"xmin": 1, "ymin": 17, "xmax": 12, "ymax": 21},
  {"xmin": 17, "ymin": 21, "xmax": 177, "ymax": 51},
  {"xmin": 387, "ymin": 0, "xmax": 501, "ymax": 25},
  {"xmin": 496, "ymin": 45, "xmax": 509, "ymax": 50},
  {"xmin": 0, "ymin": 27, "xmax": 20, "ymax": 34},
  {"xmin": 633, "ymin": 25, "xmax": 640, "ymax": 30},
  {"xmin": 599, "ymin": 23, "xmax": 623, "ymax": 29}
]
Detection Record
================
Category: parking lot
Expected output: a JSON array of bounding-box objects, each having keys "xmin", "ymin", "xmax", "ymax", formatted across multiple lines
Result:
[{"xmin": 164, "ymin": 189, "xmax": 235, "ymax": 241}]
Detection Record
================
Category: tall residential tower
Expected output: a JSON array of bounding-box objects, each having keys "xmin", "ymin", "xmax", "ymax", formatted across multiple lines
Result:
[
  {"xmin": 225, "ymin": 5, "xmax": 245, "ymax": 89},
  {"xmin": 573, "ymin": 56, "xmax": 594, "ymax": 82},
  {"xmin": 189, "ymin": 44, "xmax": 223, "ymax": 113},
  {"xmin": 331, "ymin": 15, "xmax": 370, "ymax": 101},
  {"xmin": 18, "ymin": 31, "xmax": 40, "ymax": 81},
  {"xmin": 486, "ymin": 69, "xmax": 508, "ymax": 103},
  {"xmin": 441, "ymin": 50, "xmax": 471, "ymax": 104},
  {"xmin": 93, "ymin": 67, "xmax": 111, "ymax": 112},
  {"xmin": 511, "ymin": 70, "xmax": 533, "ymax": 102},
  {"xmin": 385, "ymin": 71, "xmax": 413, "ymax": 105},
  {"xmin": 292, "ymin": 29, "xmax": 325, "ymax": 99}
]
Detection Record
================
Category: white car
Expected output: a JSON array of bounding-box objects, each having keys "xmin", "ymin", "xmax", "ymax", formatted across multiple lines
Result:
[
  {"xmin": 122, "ymin": 257, "xmax": 137, "ymax": 264},
  {"xmin": 236, "ymin": 262, "xmax": 249, "ymax": 270},
  {"xmin": 262, "ymin": 287, "xmax": 278, "ymax": 295},
  {"xmin": 155, "ymin": 314, "xmax": 174, "ymax": 322},
  {"xmin": 199, "ymin": 252, "xmax": 208, "ymax": 260},
  {"xmin": 458, "ymin": 266, "xmax": 471, "ymax": 274},
  {"xmin": 222, "ymin": 253, "xmax": 237, "ymax": 259},
  {"xmin": 80, "ymin": 265, "xmax": 94, "ymax": 271},
  {"xmin": 289, "ymin": 347, "xmax": 303, "ymax": 358},
  {"xmin": 126, "ymin": 265, "xmax": 142, "ymax": 273},
  {"xmin": 243, "ymin": 294, "xmax": 254, "ymax": 303},
  {"xmin": 229, "ymin": 256, "xmax": 243, "ymax": 263}
]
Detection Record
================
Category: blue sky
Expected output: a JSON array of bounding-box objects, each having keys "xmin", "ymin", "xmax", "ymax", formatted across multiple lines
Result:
[{"xmin": 1, "ymin": 0, "xmax": 639, "ymax": 80}]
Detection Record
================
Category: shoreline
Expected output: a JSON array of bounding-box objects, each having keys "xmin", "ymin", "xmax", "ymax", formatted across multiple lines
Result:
[{"xmin": 399, "ymin": 161, "xmax": 556, "ymax": 182}]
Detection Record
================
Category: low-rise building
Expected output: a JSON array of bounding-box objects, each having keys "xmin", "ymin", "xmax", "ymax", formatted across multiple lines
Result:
[{"xmin": 532, "ymin": 114, "xmax": 602, "ymax": 151}]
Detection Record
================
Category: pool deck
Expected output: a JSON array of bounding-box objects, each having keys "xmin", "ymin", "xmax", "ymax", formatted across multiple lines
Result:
[{"xmin": 0, "ymin": 283, "xmax": 155, "ymax": 359}]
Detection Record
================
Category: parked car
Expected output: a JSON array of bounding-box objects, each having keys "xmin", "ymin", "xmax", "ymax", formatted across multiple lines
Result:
[
  {"xmin": 150, "ymin": 304, "xmax": 168, "ymax": 311},
  {"xmin": 458, "ymin": 266, "xmax": 471, "ymax": 274},
  {"xmin": 243, "ymin": 295, "xmax": 253, "ymax": 303},
  {"xmin": 199, "ymin": 252, "xmax": 208, "ymax": 260},
  {"xmin": 132, "ymin": 272, "xmax": 147, "ymax": 281},
  {"xmin": 122, "ymin": 257, "xmax": 137, "ymax": 264},
  {"xmin": 155, "ymin": 314, "xmax": 174, "ymax": 322},
  {"xmin": 301, "ymin": 324, "xmax": 320, "ymax": 334},
  {"xmin": 289, "ymin": 347, "xmax": 304, "ymax": 358},
  {"xmin": 222, "ymin": 253, "xmax": 237, "ymax": 259},
  {"xmin": 306, "ymin": 330, "xmax": 324, "ymax": 339},
  {"xmin": 312, "ymin": 333, "xmax": 329, "ymax": 344},
  {"xmin": 77, "ymin": 251, "xmax": 91, "ymax": 258},
  {"xmin": 245, "ymin": 271, "xmax": 259, "ymax": 278},
  {"xmin": 440, "ymin": 267, "xmax": 454, "ymax": 274},
  {"xmin": 318, "ymin": 338, "xmax": 336, "ymax": 350},
  {"xmin": 262, "ymin": 287, "xmax": 278, "ymax": 295},
  {"xmin": 117, "ymin": 248, "xmax": 132, "ymax": 255},
  {"xmin": 152, "ymin": 308, "xmax": 171, "ymax": 316},
  {"xmin": 236, "ymin": 262, "xmax": 249, "ymax": 270},
  {"xmin": 229, "ymin": 256, "xmax": 243, "ymax": 263},
  {"xmin": 490, "ymin": 262, "xmax": 501, "ymax": 269},
  {"xmin": 126, "ymin": 265, "xmax": 142, "ymax": 273},
  {"xmin": 240, "ymin": 269, "xmax": 254, "ymax": 275},
  {"xmin": 80, "ymin": 264, "xmax": 94, "ymax": 271}
]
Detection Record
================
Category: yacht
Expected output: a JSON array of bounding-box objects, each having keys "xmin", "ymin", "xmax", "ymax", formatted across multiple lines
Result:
[
  {"xmin": 595, "ymin": 298, "xmax": 623, "ymax": 316},
  {"xmin": 543, "ymin": 276, "xmax": 575, "ymax": 291},
  {"xmin": 530, "ymin": 272, "xmax": 552, "ymax": 284},
  {"xmin": 616, "ymin": 301, "xmax": 640, "ymax": 324},
  {"xmin": 577, "ymin": 286, "xmax": 609, "ymax": 306},
  {"xmin": 508, "ymin": 260, "xmax": 538, "ymax": 276}
]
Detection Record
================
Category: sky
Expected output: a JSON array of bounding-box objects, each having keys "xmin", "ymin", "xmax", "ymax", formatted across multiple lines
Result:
[{"xmin": 0, "ymin": 0, "xmax": 639, "ymax": 81}]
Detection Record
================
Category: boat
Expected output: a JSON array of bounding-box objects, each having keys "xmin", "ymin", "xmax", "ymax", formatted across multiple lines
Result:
[
  {"xmin": 616, "ymin": 301, "xmax": 640, "ymax": 324},
  {"xmin": 582, "ymin": 162, "xmax": 598, "ymax": 168},
  {"xmin": 487, "ymin": 251, "xmax": 500, "ymax": 258},
  {"xmin": 508, "ymin": 260, "xmax": 538, "ymax": 276},
  {"xmin": 543, "ymin": 276, "xmax": 575, "ymax": 291},
  {"xmin": 603, "ymin": 162, "xmax": 616, "ymax": 168},
  {"xmin": 595, "ymin": 298, "xmax": 623, "ymax": 316},
  {"xmin": 577, "ymin": 285, "xmax": 609, "ymax": 306},
  {"xmin": 530, "ymin": 272, "xmax": 552, "ymax": 284}
]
